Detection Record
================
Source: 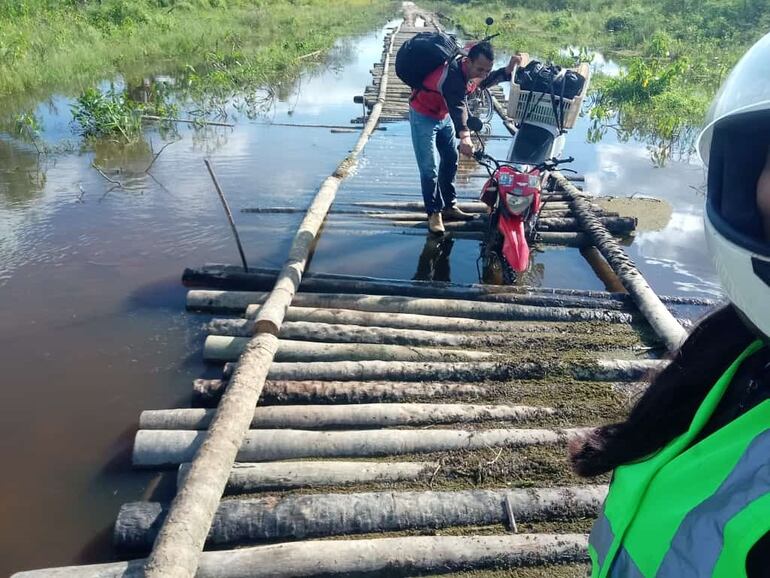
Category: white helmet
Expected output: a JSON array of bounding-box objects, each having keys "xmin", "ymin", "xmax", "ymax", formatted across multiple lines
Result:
[{"xmin": 698, "ymin": 31, "xmax": 770, "ymax": 339}]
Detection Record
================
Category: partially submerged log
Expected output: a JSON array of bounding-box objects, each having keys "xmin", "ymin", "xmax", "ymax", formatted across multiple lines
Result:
[
  {"xmin": 115, "ymin": 486, "xmax": 607, "ymax": 550},
  {"xmin": 184, "ymin": 264, "xmax": 717, "ymax": 306},
  {"xmin": 188, "ymin": 268, "xmax": 633, "ymax": 310},
  {"xmin": 12, "ymin": 533, "xmax": 589, "ymax": 578},
  {"xmin": 177, "ymin": 460, "xmax": 440, "ymax": 492},
  {"xmin": 350, "ymin": 199, "xmax": 594, "ymax": 212},
  {"xmin": 133, "ymin": 427, "xmax": 581, "ymax": 467},
  {"xmin": 188, "ymin": 290, "xmax": 635, "ymax": 324},
  {"xmin": 140, "ymin": 403, "xmax": 555, "ymax": 430},
  {"xmin": 390, "ymin": 216, "xmax": 636, "ymax": 234},
  {"xmin": 193, "ymin": 379, "xmax": 490, "ymax": 406},
  {"xmin": 536, "ymin": 231, "xmax": 590, "ymax": 247}
]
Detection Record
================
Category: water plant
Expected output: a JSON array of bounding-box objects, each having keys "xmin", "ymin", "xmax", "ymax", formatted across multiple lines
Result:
[{"xmin": 71, "ymin": 87, "xmax": 143, "ymax": 141}]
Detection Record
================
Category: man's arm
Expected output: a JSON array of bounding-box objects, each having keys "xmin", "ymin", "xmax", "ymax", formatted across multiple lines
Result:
[
  {"xmin": 480, "ymin": 53, "xmax": 529, "ymax": 89},
  {"xmin": 479, "ymin": 67, "xmax": 511, "ymax": 90},
  {"xmin": 442, "ymin": 70, "xmax": 473, "ymax": 155}
]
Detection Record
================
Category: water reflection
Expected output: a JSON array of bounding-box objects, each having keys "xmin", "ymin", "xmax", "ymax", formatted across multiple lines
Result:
[
  {"xmin": 0, "ymin": 138, "xmax": 47, "ymax": 209},
  {"xmin": 413, "ymin": 234, "xmax": 454, "ymax": 282}
]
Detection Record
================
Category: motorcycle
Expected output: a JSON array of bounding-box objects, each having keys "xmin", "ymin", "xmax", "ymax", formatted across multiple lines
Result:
[
  {"xmin": 467, "ymin": 115, "xmax": 574, "ymax": 284},
  {"xmin": 470, "ymin": 56, "xmax": 590, "ymax": 283}
]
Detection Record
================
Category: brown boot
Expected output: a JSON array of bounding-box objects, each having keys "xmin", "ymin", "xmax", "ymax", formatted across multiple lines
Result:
[
  {"xmin": 442, "ymin": 205, "xmax": 476, "ymax": 221},
  {"xmin": 428, "ymin": 212, "xmax": 445, "ymax": 234}
]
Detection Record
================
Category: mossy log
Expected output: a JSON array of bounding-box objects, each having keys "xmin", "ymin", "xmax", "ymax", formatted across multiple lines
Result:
[
  {"xmin": 187, "ymin": 290, "xmax": 635, "ymax": 324},
  {"xmin": 140, "ymin": 403, "xmax": 555, "ymax": 430},
  {"xmin": 247, "ymin": 306, "xmax": 562, "ymax": 333},
  {"xmin": 177, "ymin": 460, "xmax": 440, "ymax": 492},
  {"xmin": 115, "ymin": 486, "xmax": 606, "ymax": 551},
  {"xmin": 193, "ymin": 379, "xmax": 489, "ymax": 406},
  {"xmin": 207, "ymin": 319, "xmax": 516, "ymax": 346},
  {"xmin": 132, "ymin": 427, "xmax": 581, "ymax": 467},
  {"xmin": 255, "ymin": 359, "xmax": 664, "ymax": 384}
]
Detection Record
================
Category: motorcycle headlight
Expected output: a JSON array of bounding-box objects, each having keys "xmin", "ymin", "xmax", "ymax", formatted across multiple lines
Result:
[{"xmin": 505, "ymin": 191, "xmax": 534, "ymax": 215}]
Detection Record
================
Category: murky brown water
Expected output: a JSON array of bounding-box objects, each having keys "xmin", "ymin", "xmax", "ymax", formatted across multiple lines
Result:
[{"xmin": 0, "ymin": 21, "xmax": 719, "ymax": 576}]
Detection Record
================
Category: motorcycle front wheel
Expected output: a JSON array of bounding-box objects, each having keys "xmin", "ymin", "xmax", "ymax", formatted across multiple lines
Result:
[{"xmin": 479, "ymin": 230, "xmax": 517, "ymax": 285}]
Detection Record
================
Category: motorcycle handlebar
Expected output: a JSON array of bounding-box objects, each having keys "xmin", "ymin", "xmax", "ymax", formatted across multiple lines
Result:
[
  {"xmin": 471, "ymin": 151, "xmax": 575, "ymax": 173},
  {"xmin": 535, "ymin": 156, "xmax": 575, "ymax": 171}
]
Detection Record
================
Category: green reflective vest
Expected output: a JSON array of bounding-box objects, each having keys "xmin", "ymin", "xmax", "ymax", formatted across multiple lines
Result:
[{"xmin": 589, "ymin": 340, "xmax": 770, "ymax": 577}]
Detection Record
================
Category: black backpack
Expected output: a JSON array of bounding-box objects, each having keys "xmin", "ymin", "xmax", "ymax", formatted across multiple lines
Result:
[
  {"xmin": 516, "ymin": 60, "xmax": 586, "ymax": 100},
  {"xmin": 395, "ymin": 32, "xmax": 462, "ymax": 91}
]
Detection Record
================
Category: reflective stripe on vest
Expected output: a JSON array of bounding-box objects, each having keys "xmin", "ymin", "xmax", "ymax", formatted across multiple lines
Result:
[
  {"xmin": 657, "ymin": 428, "xmax": 770, "ymax": 576},
  {"xmin": 589, "ymin": 340, "xmax": 770, "ymax": 578}
]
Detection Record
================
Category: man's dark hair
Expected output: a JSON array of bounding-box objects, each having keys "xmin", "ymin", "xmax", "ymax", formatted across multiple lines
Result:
[{"xmin": 468, "ymin": 41, "xmax": 494, "ymax": 62}]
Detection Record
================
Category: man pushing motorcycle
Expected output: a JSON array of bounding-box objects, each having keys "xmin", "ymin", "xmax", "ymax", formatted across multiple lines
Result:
[{"xmin": 396, "ymin": 32, "xmax": 527, "ymax": 234}]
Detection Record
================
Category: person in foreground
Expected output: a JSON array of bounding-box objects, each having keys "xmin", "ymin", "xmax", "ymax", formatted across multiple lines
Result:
[
  {"xmin": 570, "ymin": 32, "xmax": 770, "ymax": 578},
  {"xmin": 409, "ymin": 42, "xmax": 525, "ymax": 234}
]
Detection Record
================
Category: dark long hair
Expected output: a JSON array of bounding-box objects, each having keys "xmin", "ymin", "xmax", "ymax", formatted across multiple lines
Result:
[{"xmin": 570, "ymin": 304, "xmax": 757, "ymax": 477}]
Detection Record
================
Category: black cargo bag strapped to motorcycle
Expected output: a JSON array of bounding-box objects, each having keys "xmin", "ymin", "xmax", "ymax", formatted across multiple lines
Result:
[
  {"xmin": 395, "ymin": 31, "xmax": 463, "ymax": 91},
  {"xmin": 516, "ymin": 60, "xmax": 586, "ymax": 101}
]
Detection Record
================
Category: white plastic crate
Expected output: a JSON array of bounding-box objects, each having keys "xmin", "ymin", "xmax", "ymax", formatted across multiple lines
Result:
[{"xmin": 507, "ymin": 62, "xmax": 590, "ymax": 129}]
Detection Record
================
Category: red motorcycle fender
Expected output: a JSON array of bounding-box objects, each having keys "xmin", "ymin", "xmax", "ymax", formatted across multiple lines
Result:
[
  {"xmin": 497, "ymin": 214, "xmax": 529, "ymax": 272},
  {"xmin": 479, "ymin": 178, "xmax": 497, "ymax": 209}
]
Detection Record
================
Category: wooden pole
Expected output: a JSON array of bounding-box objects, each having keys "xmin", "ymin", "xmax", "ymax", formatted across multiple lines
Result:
[
  {"xmin": 204, "ymin": 160, "xmax": 249, "ymax": 273},
  {"xmin": 551, "ymin": 171, "xmax": 688, "ymax": 352}
]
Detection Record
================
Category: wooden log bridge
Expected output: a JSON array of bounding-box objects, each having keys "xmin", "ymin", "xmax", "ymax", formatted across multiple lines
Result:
[{"xmin": 16, "ymin": 4, "xmax": 702, "ymax": 578}]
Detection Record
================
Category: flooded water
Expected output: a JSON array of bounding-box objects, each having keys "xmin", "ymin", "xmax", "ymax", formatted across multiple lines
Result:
[{"xmin": 0, "ymin": 18, "xmax": 719, "ymax": 576}]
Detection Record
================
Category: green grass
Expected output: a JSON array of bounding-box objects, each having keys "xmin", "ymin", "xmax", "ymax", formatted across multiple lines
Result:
[
  {"xmin": 0, "ymin": 0, "xmax": 396, "ymax": 102},
  {"xmin": 430, "ymin": 0, "xmax": 770, "ymax": 160}
]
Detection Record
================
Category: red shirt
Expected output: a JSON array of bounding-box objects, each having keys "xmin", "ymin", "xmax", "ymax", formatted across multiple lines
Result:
[
  {"xmin": 410, "ymin": 62, "xmax": 476, "ymax": 122},
  {"xmin": 409, "ymin": 59, "xmax": 509, "ymax": 134}
]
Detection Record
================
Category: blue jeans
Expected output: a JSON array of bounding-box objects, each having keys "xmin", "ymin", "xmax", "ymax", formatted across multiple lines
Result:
[{"xmin": 409, "ymin": 108, "xmax": 459, "ymax": 215}]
